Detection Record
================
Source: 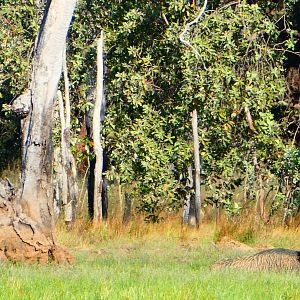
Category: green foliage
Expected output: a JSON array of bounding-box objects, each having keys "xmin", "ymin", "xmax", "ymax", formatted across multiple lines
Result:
[
  {"xmin": 179, "ymin": 1, "xmax": 299, "ymax": 217},
  {"xmin": 68, "ymin": 1, "xmax": 194, "ymax": 216},
  {"xmin": 0, "ymin": 1, "xmax": 41, "ymax": 169},
  {"xmin": 275, "ymin": 146, "xmax": 300, "ymax": 217},
  {"xmin": 0, "ymin": 1, "xmax": 40, "ymax": 98},
  {"xmin": 1, "ymin": 0, "xmax": 300, "ymax": 220}
]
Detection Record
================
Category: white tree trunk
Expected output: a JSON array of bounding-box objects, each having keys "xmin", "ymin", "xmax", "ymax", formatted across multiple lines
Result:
[
  {"xmin": 191, "ymin": 109, "xmax": 201, "ymax": 227},
  {"xmin": 57, "ymin": 90, "xmax": 69, "ymax": 219},
  {"xmin": 0, "ymin": 0, "xmax": 76, "ymax": 263},
  {"xmin": 93, "ymin": 31, "xmax": 105, "ymax": 223},
  {"xmin": 61, "ymin": 49, "xmax": 77, "ymax": 224},
  {"xmin": 20, "ymin": 0, "xmax": 77, "ymax": 239}
]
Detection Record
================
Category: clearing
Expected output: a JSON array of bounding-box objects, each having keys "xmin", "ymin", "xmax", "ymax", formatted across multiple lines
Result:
[{"xmin": 0, "ymin": 222, "xmax": 300, "ymax": 300}]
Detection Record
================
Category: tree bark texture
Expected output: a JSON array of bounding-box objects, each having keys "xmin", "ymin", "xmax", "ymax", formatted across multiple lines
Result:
[
  {"xmin": 21, "ymin": 0, "xmax": 76, "ymax": 238},
  {"xmin": 0, "ymin": 0, "xmax": 76, "ymax": 263},
  {"xmin": 56, "ymin": 50, "xmax": 78, "ymax": 225},
  {"xmin": 53, "ymin": 147, "xmax": 62, "ymax": 218},
  {"xmin": 0, "ymin": 179, "xmax": 73, "ymax": 263},
  {"xmin": 57, "ymin": 90, "xmax": 76, "ymax": 224},
  {"xmin": 57, "ymin": 90, "xmax": 68, "ymax": 213},
  {"xmin": 85, "ymin": 33, "xmax": 108, "ymax": 221}
]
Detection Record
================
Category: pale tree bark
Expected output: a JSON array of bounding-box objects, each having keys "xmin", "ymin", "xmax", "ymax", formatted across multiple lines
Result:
[
  {"xmin": 93, "ymin": 31, "xmax": 105, "ymax": 223},
  {"xmin": 61, "ymin": 49, "xmax": 78, "ymax": 225},
  {"xmin": 181, "ymin": 115, "xmax": 202, "ymax": 227},
  {"xmin": 57, "ymin": 90, "xmax": 69, "ymax": 220},
  {"xmin": 21, "ymin": 0, "xmax": 77, "ymax": 236},
  {"xmin": 191, "ymin": 109, "xmax": 201, "ymax": 227},
  {"xmin": 86, "ymin": 97, "xmax": 108, "ymax": 221},
  {"xmin": 1, "ymin": 0, "xmax": 76, "ymax": 263},
  {"xmin": 179, "ymin": 3, "xmax": 207, "ymax": 227}
]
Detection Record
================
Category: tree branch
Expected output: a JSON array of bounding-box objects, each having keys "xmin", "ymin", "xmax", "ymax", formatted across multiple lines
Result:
[{"xmin": 179, "ymin": 0, "xmax": 208, "ymax": 58}]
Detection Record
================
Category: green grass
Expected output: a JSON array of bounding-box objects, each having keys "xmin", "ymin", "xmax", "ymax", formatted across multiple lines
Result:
[{"xmin": 0, "ymin": 224, "xmax": 300, "ymax": 300}]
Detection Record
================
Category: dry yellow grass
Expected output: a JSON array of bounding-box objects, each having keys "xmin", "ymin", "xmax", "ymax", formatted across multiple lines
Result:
[{"xmin": 56, "ymin": 215, "xmax": 300, "ymax": 253}]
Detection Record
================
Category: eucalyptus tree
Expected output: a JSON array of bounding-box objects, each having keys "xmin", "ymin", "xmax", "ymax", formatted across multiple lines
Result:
[{"xmin": 0, "ymin": 0, "xmax": 76, "ymax": 262}]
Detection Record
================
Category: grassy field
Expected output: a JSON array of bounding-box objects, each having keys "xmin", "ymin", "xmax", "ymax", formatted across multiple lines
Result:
[{"xmin": 0, "ymin": 222, "xmax": 300, "ymax": 300}]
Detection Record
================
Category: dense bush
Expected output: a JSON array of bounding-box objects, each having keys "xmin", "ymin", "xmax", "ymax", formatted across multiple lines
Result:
[{"xmin": 1, "ymin": 0, "xmax": 300, "ymax": 221}]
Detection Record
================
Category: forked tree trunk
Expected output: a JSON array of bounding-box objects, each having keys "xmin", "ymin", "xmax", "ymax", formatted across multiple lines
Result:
[
  {"xmin": 86, "ymin": 32, "xmax": 108, "ymax": 222},
  {"xmin": 56, "ymin": 50, "xmax": 78, "ymax": 225},
  {"xmin": 0, "ymin": 0, "xmax": 76, "ymax": 263}
]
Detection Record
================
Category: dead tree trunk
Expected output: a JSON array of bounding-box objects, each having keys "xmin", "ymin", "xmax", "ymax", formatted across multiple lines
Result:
[
  {"xmin": 2, "ymin": 0, "xmax": 76, "ymax": 263},
  {"xmin": 60, "ymin": 49, "xmax": 77, "ymax": 225},
  {"xmin": 86, "ymin": 32, "xmax": 108, "ymax": 222},
  {"xmin": 93, "ymin": 31, "xmax": 105, "ymax": 223}
]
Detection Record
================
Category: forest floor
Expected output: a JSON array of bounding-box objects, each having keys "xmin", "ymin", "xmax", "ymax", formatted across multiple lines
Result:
[{"xmin": 0, "ymin": 220, "xmax": 300, "ymax": 299}]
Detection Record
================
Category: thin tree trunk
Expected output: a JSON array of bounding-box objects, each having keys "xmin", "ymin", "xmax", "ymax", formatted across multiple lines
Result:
[
  {"xmin": 93, "ymin": 31, "xmax": 105, "ymax": 223},
  {"xmin": 86, "ymin": 94, "xmax": 95, "ymax": 219},
  {"xmin": 118, "ymin": 178, "xmax": 123, "ymax": 216},
  {"xmin": 62, "ymin": 49, "xmax": 77, "ymax": 224},
  {"xmin": 252, "ymin": 143, "xmax": 266, "ymax": 220},
  {"xmin": 52, "ymin": 98, "xmax": 63, "ymax": 219},
  {"xmin": 87, "ymin": 157, "xmax": 95, "ymax": 218},
  {"xmin": 183, "ymin": 164, "xmax": 193, "ymax": 224},
  {"xmin": 102, "ymin": 176, "xmax": 108, "ymax": 219},
  {"xmin": 123, "ymin": 192, "xmax": 132, "ymax": 224},
  {"xmin": 257, "ymin": 174, "xmax": 266, "ymax": 220},
  {"xmin": 57, "ymin": 90, "xmax": 69, "ymax": 219},
  {"xmin": 53, "ymin": 146, "xmax": 62, "ymax": 218},
  {"xmin": 191, "ymin": 109, "xmax": 201, "ymax": 227}
]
